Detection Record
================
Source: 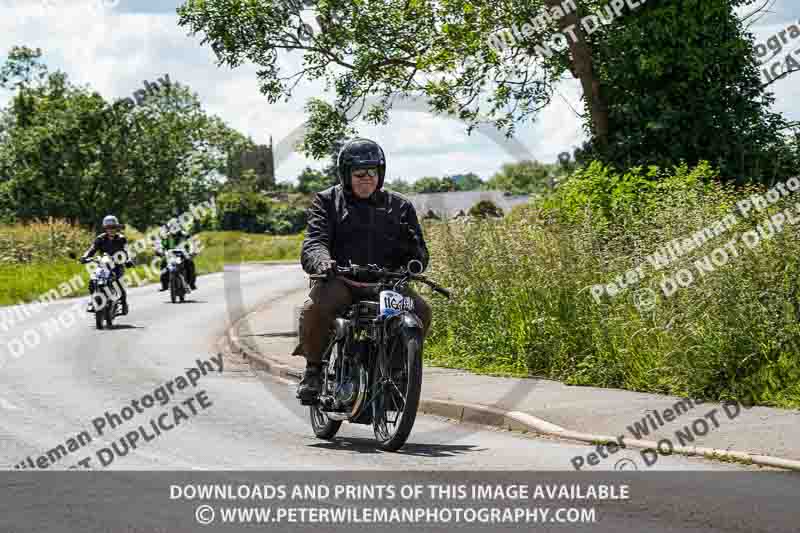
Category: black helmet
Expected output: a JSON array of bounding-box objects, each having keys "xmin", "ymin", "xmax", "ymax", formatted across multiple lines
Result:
[{"xmin": 337, "ymin": 138, "xmax": 386, "ymax": 191}]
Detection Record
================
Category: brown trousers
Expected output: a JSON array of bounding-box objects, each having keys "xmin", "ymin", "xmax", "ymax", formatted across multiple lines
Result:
[{"xmin": 293, "ymin": 279, "xmax": 432, "ymax": 364}]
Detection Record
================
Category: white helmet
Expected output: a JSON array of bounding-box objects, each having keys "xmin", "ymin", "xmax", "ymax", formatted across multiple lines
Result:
[{"xmin": 102, "ymin": 215, "xmax": 120, "ymax": 228}]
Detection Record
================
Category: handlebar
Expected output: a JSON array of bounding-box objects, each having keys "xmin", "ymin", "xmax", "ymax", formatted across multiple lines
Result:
[
  {"xmin": 310, "ymin": 264, "xmax": 451, "ymax": 299},
  {"xmin": 80, "ymin": 255, "xmax": 133, "ymax": 267}
]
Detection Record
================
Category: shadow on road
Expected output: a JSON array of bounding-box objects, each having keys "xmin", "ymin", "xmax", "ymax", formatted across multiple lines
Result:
[
  {"xmin": 308, "ymin": 437, "xmax": 485, "ymax": 458},
  {"xmin": 105, "ymin": 324, "xmax": 146, "ymax": 330},
  {"xmin": 161, "ymin": 300, "xmax": 208, "ymax": 304},
  {"xmin": 242, "ymin": 331, "xmax": 298, "ymax": 338}
]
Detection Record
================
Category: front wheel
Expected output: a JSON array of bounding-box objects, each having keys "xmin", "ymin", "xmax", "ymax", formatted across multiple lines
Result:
[
  {"xmin": 94, "ymin": 308, "xmax": 103, "ymax": 329},
  {"xmin": 372, "ymin": 327, "xmax": 423, "ymax": 452},
  {"xmin": 169, "ymin": 274, "xmax": 177, "ymax": 303},
  {"xmin": 104, "ymin": 302, "xmax": 114, "ymax": 329},
  {"xmin": 309, "ymin": 405, "xmax": 342, "ymax": 439}
]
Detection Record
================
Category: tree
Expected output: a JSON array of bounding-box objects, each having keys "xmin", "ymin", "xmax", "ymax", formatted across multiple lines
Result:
[
  {"xmin": 177, "ymin": 0, "xmax": 791, "ymax": 184},
  {"xmin": 487, "ymin": 160, "xmax": 555, "ymax": 194},
  {"xmin": 296, "ymin": 166, "xmax": 335, "ymax": 194},
  {"xmin": 413, "ymin": 176, "xmax": 447, "ymax": 194},
  {"xmin": 453, "ymin": 172, "xmax": 485, "ymax": 191},
  {"xmin": 589, "ymin": 0, "xmax": 794, "ymax": 183},
  {"xmin": 0, "ymin": 46, "xmax": 252, "ymax": 229},
  {"xmin": 386, "ymin": 178, "xmax": 413, "ymax": 194}
]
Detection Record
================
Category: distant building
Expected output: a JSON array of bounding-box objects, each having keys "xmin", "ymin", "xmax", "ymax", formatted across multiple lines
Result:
[
  {"xmin": 406, "ymin": 190, "xmax": 532, "ymax": 219},
  {"xmin": 228, "ymin": 137, "xmax": 275, "ymax": 190}
]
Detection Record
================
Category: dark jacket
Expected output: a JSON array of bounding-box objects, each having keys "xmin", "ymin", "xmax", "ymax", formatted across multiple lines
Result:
[
  {"xmin": 301, "ymin": 185, "xmax": 429, "ymax": 277},
  {"xmin": 82, "ymin": 233, "xmax": 129, "ymax": 260}
]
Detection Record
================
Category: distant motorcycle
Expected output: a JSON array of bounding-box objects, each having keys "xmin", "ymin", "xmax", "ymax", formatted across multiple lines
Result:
[
  {"xmin": 165, "ymin": 248, "xmax": 193, "ymax": 303},
  {"xmin": 85, "ymin": 255, "xmax": 125, "ymax": 329},
  {"xmin": 305, "ymin": 260, "xmax": 451, "ymax": 451}
]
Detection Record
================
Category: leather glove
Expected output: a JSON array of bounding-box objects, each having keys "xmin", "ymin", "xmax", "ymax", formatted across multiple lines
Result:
[
  {"xmin": 318, "ymin": 259, "xmax": 337, "ymax": 280},
  {"xmin": 125, "ymin": 261, "xmax": 135, "ymax": 268}
]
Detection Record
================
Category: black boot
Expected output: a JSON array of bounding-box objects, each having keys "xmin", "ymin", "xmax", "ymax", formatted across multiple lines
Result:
[{"xmin": 296, "ymin": 364, "xmax": 322, "ymax": 404}]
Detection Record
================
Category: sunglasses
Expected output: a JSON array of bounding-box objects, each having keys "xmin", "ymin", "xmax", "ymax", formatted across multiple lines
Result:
[{"xmin": 352, "ymin": 168, "xmax": 378, "ymax": 179}]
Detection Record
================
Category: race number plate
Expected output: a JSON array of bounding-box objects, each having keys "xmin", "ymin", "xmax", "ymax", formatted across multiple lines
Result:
[{"xmin": 379, "ymin": 290, "xmax": 414, "ymax": 318}]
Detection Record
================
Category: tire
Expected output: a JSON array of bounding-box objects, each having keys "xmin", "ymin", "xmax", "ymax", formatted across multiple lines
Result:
[
  {"xmin": 92, "ymin": 292, "xmax": 104, "ymax": 329},
  {"xmin": 309, "ymin": 405, "xmax": 342, "ymax": 440},
  {"xmin": 372, "ymin": 327, "xmax": 423, "ymax": 452},
  {"xmin": 105, "ymin": 304, "xmax": 114, "ymax": 329},
  {"xmin": 170, "ymin": 275, "xmax": 177, "ymax": 304}
]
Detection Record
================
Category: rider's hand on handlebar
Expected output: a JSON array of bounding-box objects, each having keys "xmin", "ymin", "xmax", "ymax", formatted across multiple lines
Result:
[{"xmin": 319, "ymin": 259, "xmax": 337, "ymax": 280}]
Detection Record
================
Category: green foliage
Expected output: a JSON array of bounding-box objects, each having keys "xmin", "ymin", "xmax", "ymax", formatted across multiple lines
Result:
[
  {"xmin": 264, "ymin": 203, "xmax": 308, "ymax": 235},
  {"xmin": 176, "ymin": 0, "xmax": 558, "ymax": 160},
  {"xmin": 214, "ymin": 190, "xmax": 308, "ymax": 234},
  {"xmin": 389, "ymin": 174, "xmax": 487, "ymax": 194},
  {"xmin": 424, "ymin": 161, "xmax": 800, "ymax": 408},
  {"xmin": 455, "ymin": 172, "xmax": 484, "ymax": 191},
  {"xmin": 177, "ymin": 0, "xmax": 794, "ymax": 189},
  {"xmin": 296, "ymin": 166, "xmax": 336, "ymax": 194},
  {"xmin": 545, "ymin": 160, "xmax": 720, "ymax": 226},
  {"xmin": 487, "ymin": 160, "xmax": 556, "ymax": 195},
  {"xmin": 413, "ymin": 176, "xmax": 453, "ymax": 193},
  {"xmin": 468, "ymin": 199, "xmax": 503, "ymax": 218},
  {"xmin": 0, "ymin": 47, "xmax": 253, "ymax": 230},
  {"xmin": 386, "ymin": 178, "xmax": 413, "ymax": 194},
  {"xmin": 588, "ymin": 0, "xmax": 796, "ymax": 184}
]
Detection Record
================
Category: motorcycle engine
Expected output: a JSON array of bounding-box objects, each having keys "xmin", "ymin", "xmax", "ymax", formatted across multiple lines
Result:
[{"xmin": 334, "ymin": 359, "xmax": 360, "ymax": 406}]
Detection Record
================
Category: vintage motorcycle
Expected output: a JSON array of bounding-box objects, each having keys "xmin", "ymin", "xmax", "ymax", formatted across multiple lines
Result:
[{"xmin": 305, "ymin": 260, "xmax": 451, "ymax": 451}]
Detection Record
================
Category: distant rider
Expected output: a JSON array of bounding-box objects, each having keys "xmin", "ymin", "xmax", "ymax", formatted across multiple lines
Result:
[
  {"xmin": 80, "ymin": 215, "xmax": 133, "ymax": 315},
  {"xmin": 155, "ymin": 230, "xmax": 198, "ymax": 291}
]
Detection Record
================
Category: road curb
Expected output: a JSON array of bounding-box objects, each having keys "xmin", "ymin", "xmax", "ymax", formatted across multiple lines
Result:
[{"xmin": 224, "ymin": 305, "xmax": 800, "ymax": 472}]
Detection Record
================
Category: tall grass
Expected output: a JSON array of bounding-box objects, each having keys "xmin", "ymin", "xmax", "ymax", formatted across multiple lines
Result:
[{"xmin": 423, "ymin": 162, "xmax": 800, "ymax": 408}]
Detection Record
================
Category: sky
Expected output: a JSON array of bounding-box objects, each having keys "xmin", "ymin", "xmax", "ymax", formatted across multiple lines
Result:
[{"xmin": 0, "ymin": 0, "xmax": 797, "ymax": 185}]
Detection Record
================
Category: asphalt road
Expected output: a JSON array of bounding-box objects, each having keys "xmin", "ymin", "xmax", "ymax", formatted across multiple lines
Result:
[{"xmin": 0, "ymin": 264, "xmax": 797, "ymax": 532}]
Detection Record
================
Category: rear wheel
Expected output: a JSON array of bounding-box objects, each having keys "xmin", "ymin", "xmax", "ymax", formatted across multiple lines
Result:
[{"xmin": 372, "ymin": 326, "xmax": 423, "ymax": 452}]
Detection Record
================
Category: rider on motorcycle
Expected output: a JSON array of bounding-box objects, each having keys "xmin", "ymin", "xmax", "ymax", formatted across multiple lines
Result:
[
  {"xmin": 293, "ymin": 138, "xmax": 432, "ymax": 403},
  {"xmin": 155, "ymin": 230, "xmax": 198, "ymax": 291},
  {"xmin": 80, "ymin": 215, "xmax": 133, "ymax": 315}
]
